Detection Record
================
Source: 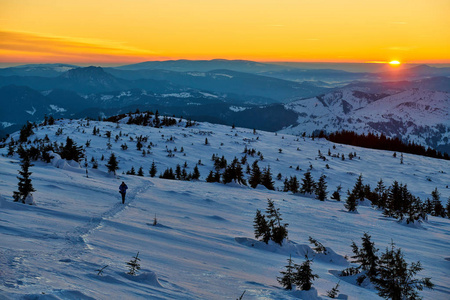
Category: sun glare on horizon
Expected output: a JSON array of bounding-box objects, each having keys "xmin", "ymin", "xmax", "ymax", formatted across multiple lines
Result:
[{"xmin": 389, "ymin": 60, "xmax": 401, "ymax": 65}]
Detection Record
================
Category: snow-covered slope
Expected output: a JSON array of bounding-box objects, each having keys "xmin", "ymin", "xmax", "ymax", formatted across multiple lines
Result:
[
  {"xmin": 1, "ymin": 118, "xmax": 449, "ymax": 299},
  {"xmin": 282, "ymin": 88, "xmax": 450, "ymax": 153}
]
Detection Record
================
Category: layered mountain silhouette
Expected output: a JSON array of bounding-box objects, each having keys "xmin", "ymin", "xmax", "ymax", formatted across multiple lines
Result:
[{"xmin": 0, "ymin": 61, "xmax": 448, "ymax": 153}]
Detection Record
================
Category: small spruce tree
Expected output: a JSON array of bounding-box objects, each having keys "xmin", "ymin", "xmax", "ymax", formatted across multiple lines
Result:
[
  {"xmin": 326, "ymin": 281, "xmax": 340, "ymax": 298},
  {"xmin": 261, "ymin": 166, "xmax": 275, "ymax": 190},
  {"xmin": 308, "ymin": 236, "xmax": 327, "ymax": 254},
  {"xmin": 431, "ymin": 188, "xmax": 445, "ymax": 217},
  {"xmin": 127, "ymin": 166, "xmax": 136, "ymax": 175},
  {"xmin": 253, "ymin": 209, "xmax": 271, "ymax": 244},
  {"xmin": 446, "ymin": 198, "xmax": 450, "ymax": 219},
  {"xmin": 266, "ymin": 199, "xmax": 288, "ymax": 245},
  {"xmin": 330, "ymin": 184, "xmax": 342, "ymax": 201},
  {"xmin": 137, "ymin": 166, "xmax": 144, "ymax": 176},
  {"xmin": 191, "ymin": 165, "xmax": 200, "ymax": 180},
  {"xmin": 374, "ymin": 179, "xmax": 387, "ymax": 208},
  {"xmin": 288, "ymin": 176, "xmax": 300, "ymax": 193},
  {"xmin": 352, "ymin": 174, "xmax": 365, "ymax": 202},
  {"xmin": 300, "ymin": 171, "xmax": 315, "ymax": 194},
  {"xmin": 249, "ymin": 160, "xmax": 261, "ymax": 188},
  {"xmin": 106, "ymin": 153, "xmax": 119, "ymax": 175},
  {"xmin": 345, "ymin": 190, "xmax": 358, "ymax": 212},
  {"xmin": 126, "ymin": 252, "xmax": 141, "ymax": 276},
  {"xmin": 149, "ymin": 161, "xmax": 157, "ymax": 177},
  {"xmin": 315, "ymin": 174, "xmax": 328, "ymax": 201},
  {"xmin": 13, "ymin": 153, "xmax": 35, "ymax": 203},
  {"xmin": 277, "ymin": 255, "xmax": 295, "ymax": 290},
  {"xmin": 293, "ymin": 256, "xmax": 319, "ymax": 291},
  {"xmin": 350, "ymin": 232, "xmax": 379, "ymax": 279}
]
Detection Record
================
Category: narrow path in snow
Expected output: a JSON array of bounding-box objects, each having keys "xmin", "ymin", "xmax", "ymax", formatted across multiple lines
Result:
[{"xmin": 57, "ymin": 176, "xmax": 153, "ymax": 258}]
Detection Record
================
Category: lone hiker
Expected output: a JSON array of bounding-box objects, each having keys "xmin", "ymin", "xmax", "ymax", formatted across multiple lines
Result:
[{"xmin": 119, "ymin": 181, "xmax": 128, "ymax": 204}]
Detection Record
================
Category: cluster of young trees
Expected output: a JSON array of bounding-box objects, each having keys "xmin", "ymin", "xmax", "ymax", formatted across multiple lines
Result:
[
  {"xmin": 425, "ymin": 188, "xmax": 449, "ymax": 218},
  {"xmin": 41, "ymin": 115, "xmax": 55, "ymax": 126},
  {"xmin": 327, "ymin": 130, "xmax": 449, "ymax": 160},
  {"xmin": 222, "ymin": 157, "xmax": 247, "ymax": 185},
  {"xmin": 128, "ymin": 111, "xmax": 178, "ymax": 128},
  {"xmin": 341, "ymin": 233, "xmax": 434, "ymax": 300},
  {"xmin": 126, "ymin": 166, "xmax": 145, "ymax": 176},
  {"xmin": 282, "ymin": 171, "xmax": 328, "ymax": 201},
  {"xmin": 278, "ymin": 255, "xmax": 318, "ymax": 291},
  {"xmin": 206, "ymin": 154, "xmax": 276, "ymax": 190},
  {"xmin": 159, "ymin": 164, "xmax": 200, "ymax": 181},
  {"xmin": 243, "ymin": 146, "xmax": 264, "ymax": 160},
  {"xmin": 59, "ymin": 137, "xmax": 84, "ymax": 162},
  {"xmin": 248, "ymin": 161, "xmax": 275, "ymax": 190},
  {"xmin": 380, "ymin": 181, "xmax": 426, "ymax": 222},
  {"xmin": 7, "ymin": 134, "xmax": 84, "ymax": 164},
  {"xmin": 104, "ymin": 110, "xmax": 197, "ymax": 129},
  {"xmin": 342, "ymin": 175, "xmax": 449, "ymax": 222},
  {"xmin": 253, "ymin": 199, "xmax": 288, "ymax": 246},
  {"xmin": 19, "ymin": 121, "xmax": 35, "ymax": 143},
  {"xmin": 207, "ymin": 155, "xmax": 243, "ymax": 184},
  {"xmin": 344, "ymin": 174, "xmax": 365, "ymax": 212},
  {"xmin": 275, "ymin": 229, "xmax": 434, "ymax": 298}
]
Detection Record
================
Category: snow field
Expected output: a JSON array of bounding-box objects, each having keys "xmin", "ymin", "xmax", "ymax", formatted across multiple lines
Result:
[{"xmin": 0, "ymin": 118, "xmax": 449, "ymax": 299}]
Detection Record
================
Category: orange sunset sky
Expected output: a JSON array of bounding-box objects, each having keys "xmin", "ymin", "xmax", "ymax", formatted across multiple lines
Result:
[{"xmin": 1, "ymin": 0, "xmax": 449, "ymax": 65}]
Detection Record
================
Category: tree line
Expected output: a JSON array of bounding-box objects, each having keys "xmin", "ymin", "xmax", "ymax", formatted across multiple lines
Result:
[{"xmin": 327, "ymin": 130, "xmax": 449, "ymax": 160}]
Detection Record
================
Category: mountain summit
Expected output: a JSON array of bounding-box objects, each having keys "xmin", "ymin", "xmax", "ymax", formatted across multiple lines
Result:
[{"xmin": 58, "ymin": 66, "xmax": 129, "ymax": 93}]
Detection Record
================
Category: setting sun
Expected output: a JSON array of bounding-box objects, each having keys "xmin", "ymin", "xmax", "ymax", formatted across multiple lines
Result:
[{"xmin": 389, "ymin": 60, "xmax": 401, "ymax": 65}]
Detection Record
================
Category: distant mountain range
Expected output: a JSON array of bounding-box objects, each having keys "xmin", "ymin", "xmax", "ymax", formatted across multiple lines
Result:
[
  {"xmin": 0, "ymin": 66, "xmax": 328, "ymax": 102},
  {"xmin": 114, "ymin": 59, "xmax": 290, "ymax": 73},
  {"xmin": 281, "ymin": 86, "xmax": 450, "ymax": 153},
  {"xmin": 0, "ymin": 63, "xmax": 78, "ymax": 77},
  {"xmin": 0, "ymin": 60, "xmax": 448, "ymax": 153}
]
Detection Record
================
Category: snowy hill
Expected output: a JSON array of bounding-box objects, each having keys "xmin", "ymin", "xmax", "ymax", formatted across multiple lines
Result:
[
  {"xmin": 282, "ymin": 88, "xmax": 450, "ymax": 153},
  {"xmin": 1, "ymin": 117, "xmax": 449, "ymax": 299}
]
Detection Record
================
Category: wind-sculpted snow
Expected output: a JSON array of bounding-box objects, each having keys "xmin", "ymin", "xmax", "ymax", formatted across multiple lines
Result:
[
  {"xmin": 235, "ymin": 238, "xmax": 348, "ymax": 266},
  {"xmin": 0, "ymin": 118, "xmax": 449, "ymax": 299}
]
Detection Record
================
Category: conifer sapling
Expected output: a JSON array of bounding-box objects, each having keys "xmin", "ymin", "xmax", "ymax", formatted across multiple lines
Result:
[
  {"xmin": 126, "ymin": 252, "xmax": 141, "ymax": 276},
  {"xmin": 326, "ymin": 281, "xmax": 340, "ymax": 298},
  {"xmin": 277, "ymin": 255, "xmax": 295, "ymax": 290},
  {"xmin": 293, "ymin": 255, "xmax": 319, "ymax": 291},
  {"xmin": 13, "ymin": 152, "xmax": 35, "ymax": 204}
]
